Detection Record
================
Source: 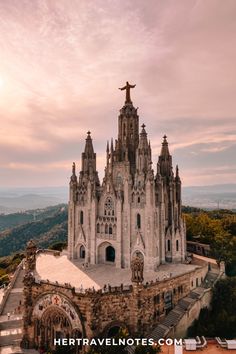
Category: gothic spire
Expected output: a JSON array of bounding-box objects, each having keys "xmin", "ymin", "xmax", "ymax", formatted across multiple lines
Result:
[
  {"xmin": 70, "ymin": 162, "xmax": 77, "ymax": 185},
  {"xmin": 158, "ymin": 135, "xmax": 172, "ymax": 177},
  {"xmin": 106, "ymin": 140, "xmax": 109, "ymax": 167},
  {"xmin": 160, "ymin": 135, "xmax": 170, "ymax": 157},
  {"xmin": 84, "ymin": 131, "xmax": 94, "ymax": 158},
  {"xmin": 136, "ymin": 123, "xmax": 152, "ymax": 174},
  {"xmin": 81, "ymin": 131, "xmax": 99, "ymax": 185},
  {"xmin": 175, "ymin": 164, "xmax": 181, "ymax": 182},
  {"xmin": 69, "ymin": 161, "xmax": 78, "ymax": 204},
  {"xmin": 115, "ymin": 83, "xmax": 139, "ymax": 174}
]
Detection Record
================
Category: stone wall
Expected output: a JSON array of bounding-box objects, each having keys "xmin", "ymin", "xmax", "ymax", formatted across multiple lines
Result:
[
  {"xmin": 22, "ymin": 264, "xmax": 208, "ymax": 348},
  {"xmin": 170, "ymin": 287, "xmax": 212, "ymax": 339}
]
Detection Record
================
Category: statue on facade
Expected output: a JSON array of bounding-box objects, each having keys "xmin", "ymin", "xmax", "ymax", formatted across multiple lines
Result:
[
  {"xmin": 119, "ymin": 81, "xmax": 136, "ymax": 104},
  {"xmin": 26, "ymin": 240, "xmax": 37, "ymax": 272},
  {"xmin": 131, "ymin": 256, "xmax": 144, "ymax": 284}
]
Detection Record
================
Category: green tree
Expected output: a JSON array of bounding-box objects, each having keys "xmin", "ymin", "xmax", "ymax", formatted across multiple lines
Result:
[{"xmin": 188, "ymin": 278, "xmax": 236, "ymax": 338}]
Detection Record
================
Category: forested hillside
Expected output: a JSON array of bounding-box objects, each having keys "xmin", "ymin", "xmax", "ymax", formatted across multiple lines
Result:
[
  {"xmin": 0, "ymin": 205, "xmax": 67, "ymax": 257},
  {"xmin": 184, "ymin": 208, "xmax": 236, "ymax": 276},
  {"xmin": 188, "ymin": 277, "xmax": 236, "ymax": 338},
  {"xmin": 0, "ymin": 204, "xmax": 66, "ymax": 231}
]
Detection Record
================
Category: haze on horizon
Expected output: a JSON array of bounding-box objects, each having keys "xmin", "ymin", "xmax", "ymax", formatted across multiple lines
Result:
[{"xmin": 0, "ymin": 0, "xmax": 235, "ymax": 188}]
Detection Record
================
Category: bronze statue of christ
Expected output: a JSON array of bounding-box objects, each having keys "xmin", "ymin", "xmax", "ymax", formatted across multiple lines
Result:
[{"xmin": 119, "ymin": 81, "xmax": 136, "ymax": 104}]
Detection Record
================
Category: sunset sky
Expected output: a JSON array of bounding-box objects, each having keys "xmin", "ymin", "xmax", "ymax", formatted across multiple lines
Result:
[{"xmin": 0, "ymin": 0, "xmax": 235, "ymax": 187}]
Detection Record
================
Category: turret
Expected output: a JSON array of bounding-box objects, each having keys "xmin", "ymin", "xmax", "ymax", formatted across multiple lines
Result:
[
  {"xmin": 136, "ymin": 124, "xmax": 152, "ymax": 174},
  {"xmin": 79, "ymin": 131, "xmax": 100, "ymax": 186},
  {"xmin": 81, "ymin": 131, "xmax": 96, "ymax": 173},
  {"xmin": 70, "ymin": 162, "xmax": 77, "ymax": 185},
  {"xmin": 158, "ymin": 135, "xmax": 173, "ymax": 177},
  {"xmin": 69, "ymin": 162, "xmax": 77, "ymax": 202},
  {"xmin": 175, "ymin": 164, "xmax": 182, "ymax": 217}
]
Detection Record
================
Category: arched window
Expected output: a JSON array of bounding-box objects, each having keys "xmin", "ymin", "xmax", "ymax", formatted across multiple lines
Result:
[
  {"xmin": 109, "ymin": 225, "xmax": 112, "ymax": 234},
  {"xmin": 106, "ymin": 246, "xmax": 115, "ymax": 262},
  {"xmin": 104, "ymin": 197, "xmax": 114, "ymax": 216},
  {"xmin": 97, "ymin": 224, "xmax": 100, "ymax": 233},
  {"xmin": 167, "ymin": 240, "xmax": 171, "ymax": 252},
  {"xmin": 176, "ymin": 240, "xmax": 179, "ymax": 252},
  {"xmin": 137, "ymin": 213, "xmax": 141, "ymax": 229},
  {"xmin": 80, "ymin": 245, "xmax": 85, "ymax": 259},
  {"xmin": 105, "ymin": 224, "xmax": 108, "ymax": 234},
  {"xmin": 137, "ymin": 196, "xmax": 140, "ymax": 204},
  {"xmin": 80, "ymin": 211, "xmax": 83, "ymax": 225}
]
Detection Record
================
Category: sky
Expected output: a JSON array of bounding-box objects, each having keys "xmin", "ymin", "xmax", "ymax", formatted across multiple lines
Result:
[{"xmin": 0, "ymin": 0, "xmax": 235, "ymax": 187}]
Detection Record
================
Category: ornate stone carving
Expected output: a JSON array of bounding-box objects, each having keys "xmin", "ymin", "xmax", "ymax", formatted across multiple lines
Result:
[
  {"xmin": 131, "ymin": 256, "xmax": 144, "ymax": 284},
  {"xmin": 26, "ymin": 240, "xmax": 37, "ymax": 272}
]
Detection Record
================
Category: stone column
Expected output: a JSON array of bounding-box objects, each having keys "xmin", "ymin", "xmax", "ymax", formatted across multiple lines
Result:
[
  {"xmin": 123, "ymin": 178, "xmax": 131, "ymax": 268},
  {"xmin": 116, "ymin": 197, "xmax": 122, "ymax": 268},
  {"xmin": 130, "ymin": 258, "xmax": 144, "ymax": 334},
  {"xmin": 90, "ymin": 196, "xmax": 96, "ymax": 265},
  {"xmin": 68, "ymin": 201, "xmax": 76, "ymax": 259}
]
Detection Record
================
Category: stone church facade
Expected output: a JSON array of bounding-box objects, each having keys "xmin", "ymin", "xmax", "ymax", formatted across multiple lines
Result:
[
  {"xmin": 68, "ymin": 82, "xmax": 186, "ymax": 270},
  {"xmin": 20, "ymin": 85, "xmax": 223, "ymax": 352}
]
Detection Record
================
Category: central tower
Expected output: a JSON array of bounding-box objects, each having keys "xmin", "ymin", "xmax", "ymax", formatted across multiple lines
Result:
[
  {"xmin": 114, "ymin": 82, "xmax": 139, "ymax": 175},
  {"xmin": 68, "ymin": 83, "xmax": 186, "ymax": 270}
]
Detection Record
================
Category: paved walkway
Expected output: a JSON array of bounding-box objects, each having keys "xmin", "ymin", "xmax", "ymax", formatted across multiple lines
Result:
[
  {"xmin": 0, "ymin": 267, "xmax": 25, "ymax": 351},
  {"xmin": 35, "ymin": 253, "xmax": 199, "ymax": 289}
]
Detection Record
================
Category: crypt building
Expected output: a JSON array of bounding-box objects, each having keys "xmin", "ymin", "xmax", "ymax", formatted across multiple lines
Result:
[{"xmin": 68, "ymin": 82, "xmax": 186, "ymax": 270}]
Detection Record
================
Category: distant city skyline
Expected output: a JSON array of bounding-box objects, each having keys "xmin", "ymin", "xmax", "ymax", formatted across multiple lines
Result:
[{"xmin": 0, "ymin": 0, "xmax": 235, "ymax": 187}]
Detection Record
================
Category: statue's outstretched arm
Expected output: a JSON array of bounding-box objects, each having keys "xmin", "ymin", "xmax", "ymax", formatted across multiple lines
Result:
[{"xmin": 119, "ymin": 86, "xmax": 126, "ymax": 90}]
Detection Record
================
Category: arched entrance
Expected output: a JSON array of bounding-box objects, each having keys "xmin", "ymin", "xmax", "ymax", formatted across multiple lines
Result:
[
  {"xmin": 106, "ymin": 246, "xmax": 115, "ymax": 262},
  {"xmin": 107, "ymin": 325, "xmax": 120, "ymax": 337},
  {"xmin": 32, "ymin": 293, "xmax": 84, "ymax": 350},
  {"xmin": 37, "ymin": 307, "xmax": 72, "ymax": 348},
  {"xmin": 97, "ymin": 242, "xmax": 116, "ymax": 264},
  {"xmin": 103, "ymin": 321, "xmax": 128, "ymax": 338},
  {"xmin": 79, "ymin": 245, "xmax": 85, "ymax": 259}
]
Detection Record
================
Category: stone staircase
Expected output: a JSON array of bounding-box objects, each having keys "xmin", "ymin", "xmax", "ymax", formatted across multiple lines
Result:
[
  {"xmin": 0, "ymin": 266, "xmax": 25, "ymax": 351},
  {"xmin": 202, "ymin": 270, "xmax": 219, "ymax": 288},
  {"xmin": 0, "ymin": 346, "xmax": 38, "ymax": 354},
  {"xmin": 127, "ymin": 270, "xmax": 220, "ymax": 354},
  {"xmin": 0, "ymin": 319, "xmax": 23, "ymax": 347}
]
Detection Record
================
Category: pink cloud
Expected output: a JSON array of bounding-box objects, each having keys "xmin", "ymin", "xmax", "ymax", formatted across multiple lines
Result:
[{"xmin": 0, "ymin": 0, "xmax": 235, "ymax": 187}]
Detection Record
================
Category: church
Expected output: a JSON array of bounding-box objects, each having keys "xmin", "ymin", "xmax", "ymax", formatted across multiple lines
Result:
[
  {"xmin": 20, "ymin": 84, "xmax": 221, "ymax": 351},
  {"xmin": 68, "ymin": 82, "xmax": 186, "ymax": 270}
]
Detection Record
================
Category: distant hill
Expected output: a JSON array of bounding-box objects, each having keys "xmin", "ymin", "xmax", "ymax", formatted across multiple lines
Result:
[
  {"xmin": 0, "ymin": 205, "xmax": 68, "ymax": 257},
  {"xmin": 0, "ymin": 204, "xmax": 67, "ymax": 231},
  {"xmin": 1, "ymin": 184, "xmax": 235, "ymax": 212},
  {"xmin": 0, "ymin": 186, "xmax": 68, "ymax": 213},
  {"xmin": 182, "ymin": 184, "xmax": 236, "ymax": 210}
]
